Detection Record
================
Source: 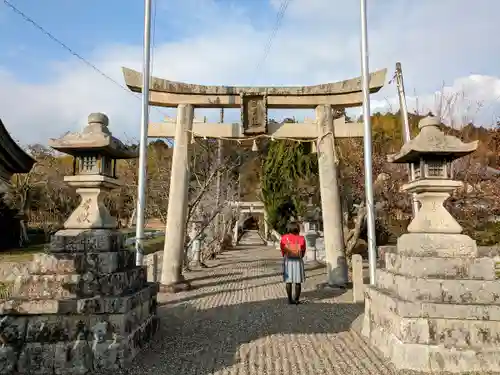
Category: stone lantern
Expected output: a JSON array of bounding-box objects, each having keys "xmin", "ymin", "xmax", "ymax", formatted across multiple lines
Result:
[
  {"xmin": 387, "ymin": 116, "xmax": 478, "ymax": 235},
  {"xmin": 48, "ymin": 112, "xmax": 137, "ymax": 230},
  {"xmin": 0, "ymin": 113, "xmax": 159, "ymax": 374},
  {"xmin": 362, "ymin": 116, "xmax": 500, "ymax": 373},
  {"xmin": 301, "ymin": 203, "xmax": 321, "ymax": 263},
  {"xmin": 188, "ymin": 218, "xmax": 206, "ymax": 267}
]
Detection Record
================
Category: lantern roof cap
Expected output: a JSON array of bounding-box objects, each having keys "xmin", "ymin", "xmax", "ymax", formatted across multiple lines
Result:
[
  {"xmin": 48, "ymin": 113, "xmax": 137, "ymax": 159},
  {"xmin": 388, "ymin": 116, "xmax": 478, "ymax": 163}
]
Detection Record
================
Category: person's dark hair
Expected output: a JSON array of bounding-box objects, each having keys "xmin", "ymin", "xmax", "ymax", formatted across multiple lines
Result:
[{"xmin": 286, "ymin": 222, "xmax": 300, "ymax": 235}]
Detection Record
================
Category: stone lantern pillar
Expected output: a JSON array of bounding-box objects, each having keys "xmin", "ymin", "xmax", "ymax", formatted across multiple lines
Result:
[
  {"xmin": 303, "ymin": 229, "xmax": 319, "ymax": 263},
  {"xmin": 0, "ymin": 113, "xmax": 159, "ymax": 374},
  {"xmin": 263, "ymin": 210, "xmax": 270, "ymax": 242},
  {"xmin": 362, "ymin": 116, "xmax": 500, "ymax": 373},
  {"xmin": 301, "ymin": 204, "xmax": 320, "ymax": 263},
  {"xmin": 188, "ymin": 219, "xmax": 205, "ymax": 267}
]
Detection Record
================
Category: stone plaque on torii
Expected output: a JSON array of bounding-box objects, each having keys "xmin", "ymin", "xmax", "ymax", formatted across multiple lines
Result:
[{"xmin": 122, "ymin": 67, "xmax": 387, "ymax": 291}]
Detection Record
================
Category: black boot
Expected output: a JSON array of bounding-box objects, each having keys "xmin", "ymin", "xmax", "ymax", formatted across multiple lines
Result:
[
  {"xmin": 294, "ymin": 283, "xmax": 302, "ymax": 304},
  {"xmin": 286, "ymin": 283, "xmax": 293, "ymax": 304}
]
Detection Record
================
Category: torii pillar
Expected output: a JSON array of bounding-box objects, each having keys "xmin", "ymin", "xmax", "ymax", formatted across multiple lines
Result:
[
  {"xmin": 316, "ymin": 105, "xmax": 348, "ymax": 286},
  {"xmin": 160, "ymin": 104, "xmax": 194, "ymax": 291}
]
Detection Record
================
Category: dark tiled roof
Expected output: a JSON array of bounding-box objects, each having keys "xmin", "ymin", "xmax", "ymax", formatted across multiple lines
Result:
[{"xmin": 0, "ymin": 119, "xmax": 36, "ymax": 176}]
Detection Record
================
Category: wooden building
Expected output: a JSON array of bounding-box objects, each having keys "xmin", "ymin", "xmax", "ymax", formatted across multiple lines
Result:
[{"xmin": 0, "ymin": 119, "xmax": 36, "ymax": 249}]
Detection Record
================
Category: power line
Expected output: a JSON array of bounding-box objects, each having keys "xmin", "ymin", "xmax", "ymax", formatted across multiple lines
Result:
[
  {"xmin": 3, "ymin": 1, "xmax": 131, "ymax": 96},
  {"xmin": 253, "ymin": 0, "xmax": 292, "ymax": 82},
  {"xmin": 3, "ymin": 0, "xmax": 167, "ymax": 117}
]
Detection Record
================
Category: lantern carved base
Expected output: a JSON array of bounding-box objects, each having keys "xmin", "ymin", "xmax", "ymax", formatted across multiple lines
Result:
[
  {"xmin": 403, "ymin": 179, "xmax": 463, "ymax": 234},
  {"xmin": 63, "ymin": 175, "xmax": 120, "ymax": 230},
  {"xmin": 362, "ymin": 233, "xmax": 500, "ymax": 373},
  {"xmin": 0, "ymin": 229, "xmax": 159, "ymax": 374}
]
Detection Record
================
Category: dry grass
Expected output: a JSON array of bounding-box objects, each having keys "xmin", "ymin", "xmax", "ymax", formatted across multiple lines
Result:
[
  {"xmin": 127, "ymin": 236, "xmax": 165, "ymax": 255},
  {"xmin": 0, "ymin": 243, "xmax": 46, "ymax": 262},
  {"xmin": 0, "ymin": 281, "xmax": 13, "ymax": 299}
]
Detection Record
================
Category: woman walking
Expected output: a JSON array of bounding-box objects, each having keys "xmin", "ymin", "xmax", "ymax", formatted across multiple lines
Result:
[{"xmin": 280, "ymin": 222, "xmax": 306, "ymax": 304}]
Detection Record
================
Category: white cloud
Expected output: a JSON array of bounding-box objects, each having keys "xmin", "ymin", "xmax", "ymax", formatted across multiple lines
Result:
[{"xmin": 1, "ymin": 0, "xmax": 499, "ymax": 146}]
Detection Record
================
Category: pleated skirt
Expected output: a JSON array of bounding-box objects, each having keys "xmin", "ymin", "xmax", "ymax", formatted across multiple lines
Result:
[{"xmin": 283, "ymin": 256, "xmax": 306, "ymax": 283}]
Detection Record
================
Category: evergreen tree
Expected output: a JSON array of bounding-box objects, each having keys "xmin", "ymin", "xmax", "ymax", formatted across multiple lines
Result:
[{"xmin": 260, "ymin": 137, "xmax": 317, "ymax": 234}]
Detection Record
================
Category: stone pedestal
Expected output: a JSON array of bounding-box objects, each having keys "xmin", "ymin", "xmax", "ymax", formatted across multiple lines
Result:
[
  {"xmin": 0, "ymin": 229, "xmax": 159, "ymax": 374},
  {"xmin": 363, "ymin": 236, "xmax": 500, "ymax": 373}
]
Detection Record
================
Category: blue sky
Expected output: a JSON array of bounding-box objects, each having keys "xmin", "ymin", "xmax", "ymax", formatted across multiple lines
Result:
[
  {"xmin": 1, "ymin": 0, "xmax": 499, "ymax": 144},
  {"xmin": 0, "ymin": 0, "xmax": 276, "ymax": 83},
  {"xmin": 1, "ymin": 1, "xmax": 144, "ymax": 82}
]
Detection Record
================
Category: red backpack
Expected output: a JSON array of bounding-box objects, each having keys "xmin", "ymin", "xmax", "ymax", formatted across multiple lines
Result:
[{"xmin": 284, "ymin": 237, "xmax": 302, "ymax": 258}]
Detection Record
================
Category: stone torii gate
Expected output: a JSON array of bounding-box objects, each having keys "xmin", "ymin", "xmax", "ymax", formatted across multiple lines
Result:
[
  {"xmin": 122, "ymin": 67, "xmax": 387, "ymax": 290},
  {"xmin": 227, "ymin": 200, "xmax": 267, "ymax": 243}
]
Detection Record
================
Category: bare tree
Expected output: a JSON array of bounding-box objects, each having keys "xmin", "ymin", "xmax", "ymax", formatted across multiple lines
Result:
[
  {"xmin": 337, "ymin": 134, "xmax": 410, "ymax": 267},
  {"xmin": 6, "ymin": 144, "xmax": 77, "ymax": 243},
  {"xmin": 181, "ymin": 138, "xmax": 244, "ymax": 269}
]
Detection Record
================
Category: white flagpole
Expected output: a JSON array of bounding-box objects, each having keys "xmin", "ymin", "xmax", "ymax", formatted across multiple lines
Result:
[
  {"xmin": 360, "ymin": 0, "xmax": 377, "ymax": 285},
  {"xmin": 135, "ymin": 0, "xmax": 153, "ymax": 266}
]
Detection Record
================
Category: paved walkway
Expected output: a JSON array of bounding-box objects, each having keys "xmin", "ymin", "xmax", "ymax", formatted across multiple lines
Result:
[{"xmin": 129, "ymin": 245, "xmax": 396, "ymax": 375}]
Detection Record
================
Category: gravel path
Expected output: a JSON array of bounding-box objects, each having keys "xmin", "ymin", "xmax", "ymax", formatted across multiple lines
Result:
[{"xmin": 128, "ymin": 245, "xmax": 395, "ymax": 375}]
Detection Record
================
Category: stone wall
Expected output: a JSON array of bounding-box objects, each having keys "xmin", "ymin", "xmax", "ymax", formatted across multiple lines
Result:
[
  {"xmin": 0, "ymin": 251, "xmax": 164, "ymax": 284},
  {"xmin": 0, "ymin": 230, "xmax": 159, "ymax": 374},
  {"xmin": 0, "ymin": 229, "xmax": 165, "ymax": 283},
  {"xmin": 0, "ymin": 261, "xmax": 31, "ymax": 282}
]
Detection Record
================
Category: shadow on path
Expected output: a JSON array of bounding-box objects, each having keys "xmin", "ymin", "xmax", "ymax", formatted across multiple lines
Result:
[
  {"xmin": 158, "ymin": 280, "xmax": 284, "ymax": 307},
  {"xmin": 186, "ymin": 262, "xmax": 325, "ymax": 290},
  {"xmin": 159, "ymin": 278, "xmax": 347, "ymax": 307},
  {"xmin": 130, "ymin": 294, "xmax": 364, "ymax": 375},
  {"xmin": 186, "ymin": 272, "xmax": 244, "ymax": 283}
]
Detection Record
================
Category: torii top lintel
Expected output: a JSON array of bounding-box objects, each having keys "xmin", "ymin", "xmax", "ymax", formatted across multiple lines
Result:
[{"xmin": 122, "ymin": 67, "xmax": 387, "ymax": 109}]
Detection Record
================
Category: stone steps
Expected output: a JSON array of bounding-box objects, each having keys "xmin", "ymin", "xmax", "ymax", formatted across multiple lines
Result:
[
  {"xmin": 375, "ymin": 267, "xmax": 500, "ymax": 305},
  {"xmin": 364, "ymin": 233, "xmax": 500, "ymax": 373},
  {"xmin": 384, "ymin": 250, "xmax": 498, "ymax": 280},
  {"xmin": 13, "ymin": 266, "xmax": 147, "ymax": 299},
  {"xmin": 366, "ymin": 285, "xmax": 500, "ymax": 321},
  {"xmin": 0, "ymin": 283, "xmax": 158, "ymax": 315},
  {"xmin": 365, "ymin": 286, "xmax": 500, "ymax": 372},
  {"xmin": 29, "ymin": 250, "xmax": 136, "ymax": 275}
]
